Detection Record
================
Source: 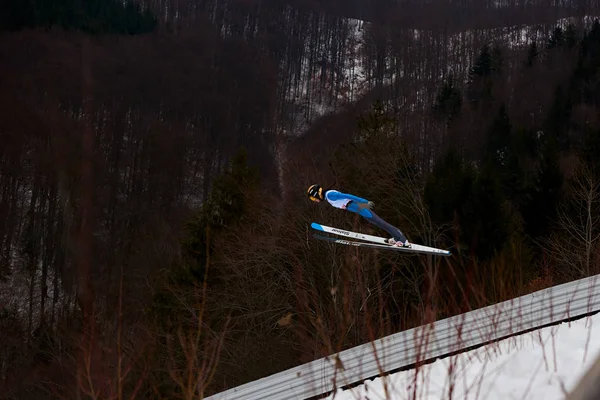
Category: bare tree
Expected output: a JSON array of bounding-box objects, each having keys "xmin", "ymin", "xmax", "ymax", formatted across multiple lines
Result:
[{"xmin": 544, "ymin": 163, "xmax": 600, "ymax": 280}]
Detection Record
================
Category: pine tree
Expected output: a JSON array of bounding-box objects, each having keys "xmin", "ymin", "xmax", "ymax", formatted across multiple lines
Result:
[
  {"xmin": 565, "ymin": 24, "xmax": 578, "ymax": 49},
  {"xmin": 523, "ymin": 137, "xmax": 564, "ymax": 240},
  {"xmin": 464, "ymin": 161, "xmax": 509, "ymax": 261},
  {"xmin": 467, "ymin": 44, "xmax": 503, "ymax": 106},
  {"xmin": 525, "ymin": 41, "xmax": 538, "ymax": 67},
  {"xmin": 151, "ymin": 149, "xmax": 260, "ymax": 324},
  {"xmin": 470, "ymin": 44, "xmax": 493, "ymax": 78},
  {"xmin": 356, "ymin": 99, "xmax": 395, "ymax": 141},
  {"xmin": 573, "ymin": 22, "xmax": 600, "ymax": 106},
  {"xmin": 0, "ymin": 0, "xmax": 157, "ymax": 34},
  {"xmin": 544, "ymin": 85, "xmax": 572, "ymax": 152},
  {"xmin": 433, "ymin": 74, "xmax": 462, "ymax": 128},
  {"xmin": 547, "ymin": 27, "xmax": 565, "ymax": 49},
  {"xmin": 581, "ymin": 128, "xmax": 600, "ymax": 176},
  {"xmin": 424, "ymin": 148, "xmax": 474, "ymax": 237},
  {"xmin": 504, "ymin": 128, "xmax": 536, "ymax": 209},
  {"xmin": 485, "ymin": 104, "xmax": 512, "ymax": 171},
  {"xmin": 182, "ymin": 149, "xmax": 260, "ymax": 282}
]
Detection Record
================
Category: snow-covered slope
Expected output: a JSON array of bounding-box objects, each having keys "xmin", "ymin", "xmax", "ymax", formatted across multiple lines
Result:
[{"xmin": 325, "ymin": 313, "xmax": 600, "ymax": 400}]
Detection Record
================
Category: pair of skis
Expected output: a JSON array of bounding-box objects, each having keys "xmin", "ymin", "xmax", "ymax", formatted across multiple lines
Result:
[{"xmin": 311, "ymin": 222, "xmax": 451, "ymax": 256}]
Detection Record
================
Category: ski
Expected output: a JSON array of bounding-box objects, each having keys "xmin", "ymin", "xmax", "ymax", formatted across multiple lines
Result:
[
  {"xmin": 313, "ymin": 234, "xmax": 451, "ymax": 256},
  {"xmin": 310, "ymin": 222, "xmax": 388, "ymax": 245},
  {"xmin": 311, "ymin": 222, "xmax": 451, "ymax": 256}
]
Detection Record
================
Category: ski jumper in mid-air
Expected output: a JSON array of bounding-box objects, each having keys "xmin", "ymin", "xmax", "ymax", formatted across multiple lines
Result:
[{"xmin": 307, "ymin": 184, "xmax": 411, "ymax": 247}]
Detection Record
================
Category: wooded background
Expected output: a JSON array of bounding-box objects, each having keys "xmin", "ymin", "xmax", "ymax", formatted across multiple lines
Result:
[{"xmin": 2, "ymin": 0, "xmax": 600, "ymax": 398}]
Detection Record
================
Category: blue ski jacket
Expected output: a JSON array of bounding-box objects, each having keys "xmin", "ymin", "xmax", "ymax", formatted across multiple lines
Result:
[{"xmin": 324, "ymin": 190, "xmax": 373, "ymax": 218}]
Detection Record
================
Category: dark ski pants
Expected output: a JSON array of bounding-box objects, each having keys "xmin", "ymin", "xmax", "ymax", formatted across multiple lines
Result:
[{"xmin": 346, "ymin": 202, "xmax": 407, "ymax": 243}]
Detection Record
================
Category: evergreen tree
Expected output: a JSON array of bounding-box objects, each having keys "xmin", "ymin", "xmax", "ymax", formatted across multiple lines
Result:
[
  {"xmin": 491, "ymin": 45, "xmax": 504, "ymax": 75},
  {"xmin": 483, "ymin": 104, "xmax": 534, "ymax": 210},
  {"xmin": 525, "ymin": 41, "xmax": 538, "ymax": 67},
  {"xmin": 470, "ymin": 44, "xmax": 494, "ymax": 78},
  {"xmin": 183, "ymin": 149, "xmax": 260, "ymax": 283},
  {"xmin": 485, "ymin": 104, "xmax": 512, "ymax": 171},
  {"xmin": 424, "ymin": 148, "xmax": 474, "ymax": 239},
  {"xmin": 467, "ymin": 44, "xmax": 503, "ymax": 106},
  {"xmin": 432, "ymin": 74, "xmax": 462, "ymax": 129},
  {"xmin": 0, "ymin": 0, "xmax": 35, "ymax": 30},
  {"xmin": 544, "ymin": 86, "xmax": 572, "ymax": 152},
  {"xmin": 522, "ymin": 136, "xmax": 564, "ymax": 240},
  {"xmin": 573, "ymin": 22, "xmax": 600, "ymax": 106},
  {"xmin": 151, "ymin": 149, "xmax": 260, "ymax": 324},
  {"xmin": 565, "ymin": 24, "xmax": 578, "ymax": 49},
  {"xmin": 0, "ymin": 0, "xmax": 157, "ymax": 34},
  {"xmin": 356, "ymin": 99, "xmax": 395, "ymax": 141},
  {"xmin": 547, "ymin": 26, "xmax": 565, "ymax": 49},
  {"xmin": 581, "ymin": 128, "xmax": 600, "ymax": 176},
  {"xmin": 580, "ymin": 20, "xmax": 600, "ymax": 61},
  {"xmin": 504, "ymin": 128, "xmax": 536, "ymax": 210},
  {"xmin": 463, "ymin": 160, "xmax": 509, "ymax": 261}
]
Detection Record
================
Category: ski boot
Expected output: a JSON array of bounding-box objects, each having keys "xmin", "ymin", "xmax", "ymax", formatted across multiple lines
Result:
[{"xmin": 386, "ymin": 238, "xmax": 412, "ymax": 248}]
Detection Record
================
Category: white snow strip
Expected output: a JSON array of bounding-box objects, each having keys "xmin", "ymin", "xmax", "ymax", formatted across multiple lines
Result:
[{"xmin": 325, "ymin": 313, "xmax": 600, "ymax": 400}]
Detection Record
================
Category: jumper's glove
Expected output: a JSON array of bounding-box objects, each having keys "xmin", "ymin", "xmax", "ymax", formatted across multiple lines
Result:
[{"xmin": 357, "ymin": 201, "xmax": 374, "ymax": 210}]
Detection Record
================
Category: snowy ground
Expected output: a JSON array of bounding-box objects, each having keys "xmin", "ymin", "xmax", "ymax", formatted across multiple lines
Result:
[{"xmin": 325, "ymin": 313, "xmax": 600, "ymax": 400}]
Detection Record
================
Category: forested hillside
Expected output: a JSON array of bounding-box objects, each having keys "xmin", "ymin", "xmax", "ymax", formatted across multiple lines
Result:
[{"xmin": 2, "ymin": 0, "xmax": 600, "ymax": 398}]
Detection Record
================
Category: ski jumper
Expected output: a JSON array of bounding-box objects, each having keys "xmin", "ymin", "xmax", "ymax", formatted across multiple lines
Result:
[{"xmin": 324, "ymin": 190, "xmax": 407, "ymax": 243}]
